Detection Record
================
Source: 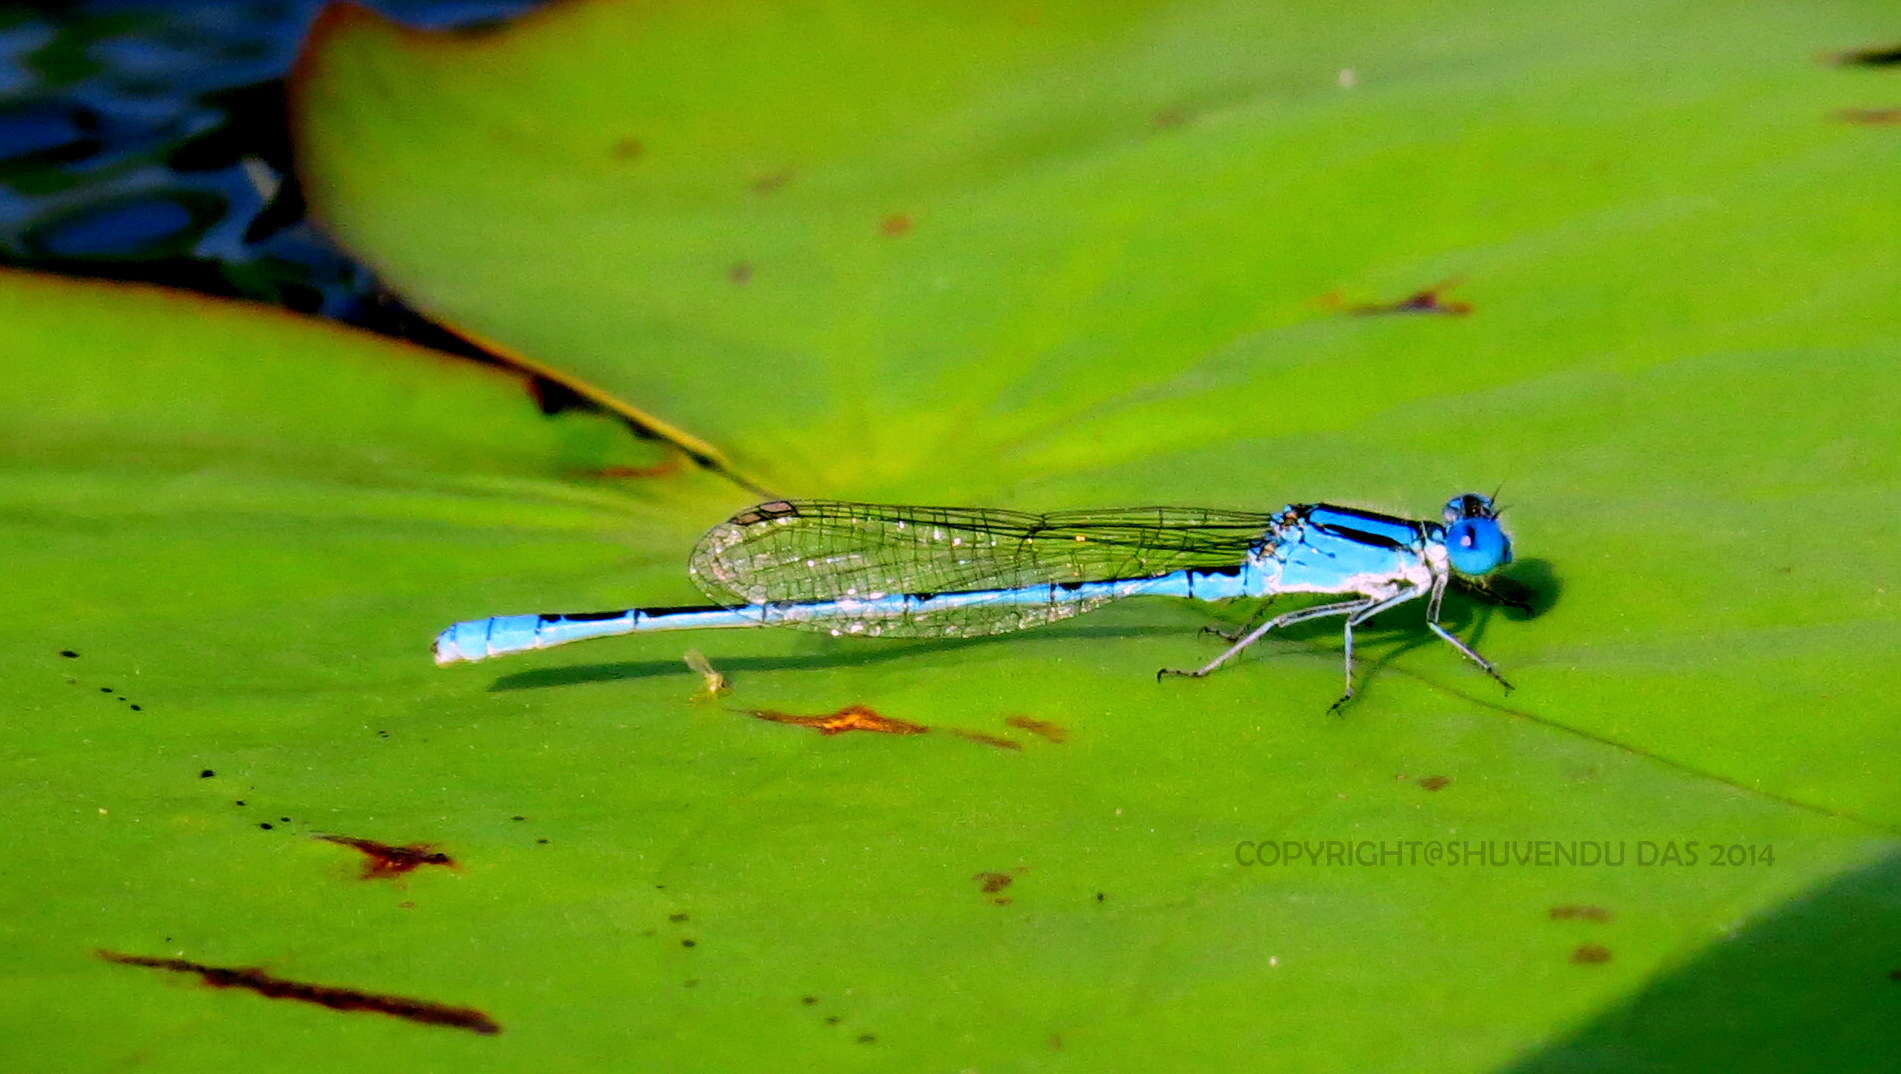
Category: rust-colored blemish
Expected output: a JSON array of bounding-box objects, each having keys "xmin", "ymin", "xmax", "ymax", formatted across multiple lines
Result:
[
  {"xmin": 974, "ymin": 871, "xmax": 1014, "ymax": 895},
  {"xmin": 1416, "ymin": 775, "xmax": 1451, "ymax": 791},
  {"xmin": 744, "ymin": 704, "xmax": 927, "ymax": 737},
  {"xmin": 951, "ymin": 729, "xmax": 1021, "ymax": 751},
  {"xmin": 1152, "ymin": 107, "xmax": 1187, "ymax": 129},
  {"xmin": 1836, "ymin": 108, "xmax": 1901, "ymax": 125},
  {"xmin": 97, "ymin": 951, "xmax": 500, "ymax": 1035},
  {"xmin": 1331, "ymin": 281, "xmax": 1471, "ymax": 316},
  {"xmin": 1005, "ymin": 716, "xmax": 1068, "ymax": 743},
  {"xmin": 583, "ymin": 459, "xmax": 683, "ymax": 480},
  {"xmin": 1570, "ymin": 944, "xmax": 1612, "ymax": 965},
  {"xmin": 879, "ymin": 213, "xmax": 913, "ymax": 237},
  {"xmin": 1549, "ymin": 905, "xmax": 1613, "ymax": 922},
  {"xmin": 319, "ymin": 834, "xmax": 455, "ymax": 879},
  {"xmin": 728, "ymin": 261, "xmax": 754, "ymax": 285},
  {"xmin": 750, "ymin": 168, "xmax": 795, "ymax": 194},
  {"xmin": 611, "ymin": 137, "xmax": 643, "ymax": 160}
]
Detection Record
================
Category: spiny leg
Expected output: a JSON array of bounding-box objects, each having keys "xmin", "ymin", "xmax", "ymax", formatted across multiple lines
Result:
[
  {"xmin": 1159, "ymin": 600, "xmax": 1368, "ymax": 682},
  {"xmin": 1426, "ymin": 578, "xmax": 1513, "ymax": 691},
  {"xmin": 1198, "ymin": 601, "xmax": 1277, "ymax": 643},
  {"xmin": 1328, "ymin": 587, "xmax": 1429, "ymax": 714}
]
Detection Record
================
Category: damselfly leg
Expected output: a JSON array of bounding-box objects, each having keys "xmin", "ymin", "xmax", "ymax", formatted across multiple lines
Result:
[
  {"xmin": 1425, "ymin": 580, "xmax": 1514, "ymax": 691},
  {"xmin": 1198, "ymin": 600, "xmax": 1278, "ymax": 643},
  {"xmin": 1328, "ymin": 586, "xmax": 1430, "ymax": 713},
  {"xmin": 1159, "ymin": 599, "xmax": 1370, "ymax": 683}
]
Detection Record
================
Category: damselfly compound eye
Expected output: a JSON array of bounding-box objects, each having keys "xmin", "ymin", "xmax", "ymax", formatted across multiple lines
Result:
[{"xmin": 1445, "ymin": 517, "xmax": 1511, "ymax": 575}]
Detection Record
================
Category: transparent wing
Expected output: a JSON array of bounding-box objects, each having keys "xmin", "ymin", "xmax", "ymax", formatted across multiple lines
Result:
[{"xmin": 687, "ymin": 500, "xmax": 1273, "ymax": 638}]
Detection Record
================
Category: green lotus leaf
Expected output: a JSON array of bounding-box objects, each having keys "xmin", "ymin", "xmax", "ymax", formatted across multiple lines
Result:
[{"xmin": 3, "ymin": 0, "xmax": 1896, "ymax": 1069}]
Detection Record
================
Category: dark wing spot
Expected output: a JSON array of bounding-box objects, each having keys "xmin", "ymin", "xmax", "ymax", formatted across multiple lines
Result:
[{"xmin": 733, "ymin": 500, "xmax": 800, "ymax": 525}]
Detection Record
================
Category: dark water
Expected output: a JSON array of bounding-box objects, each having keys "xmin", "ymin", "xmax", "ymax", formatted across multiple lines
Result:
[{"xmin": 0, "ymin": 1, "xmax": 545, "ymax": 344}]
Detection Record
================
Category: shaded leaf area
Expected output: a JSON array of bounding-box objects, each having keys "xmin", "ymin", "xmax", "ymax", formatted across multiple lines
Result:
[
  {"xmin": 1510, "ymin": 850, "xmax": 1901, "ymax": 1071},
  {"xmin": 1, "ymin": 265, "xmax": 1895, "ymax": 1074},
  {"xmin": 295, "ymin": 0, "xmax": 1897, "ymax": 498}
]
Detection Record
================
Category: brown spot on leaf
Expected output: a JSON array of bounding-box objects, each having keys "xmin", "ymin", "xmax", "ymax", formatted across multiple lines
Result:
[
  {"xmin": 750, "ymin": 168, "xmax": 794, "ymax": 194},
  {"xmin": 1416, "ymin": 775, "xmax": 1451, "ymax": 792},
  {"xmin": 1152, "ymin": 107, "xmax": 1187, "ymax": 129},
  {"xmin": 951, "ymin": 729, "xmax": 1021, "ymax": 751},
  {"xmin": 97, "ymin": 951, "xmax": 500, "ymax": 1034},
  {"xmin": 583, "ymin": 459, "xmax": 682, "ymax": 480},
  {"xmin": 1836, "ymin": 108, "xmax": 1901, "ymax": 125},
  {"xmin": 1005, "ymin": 715, "xmax": 1068, "ymax": 743},
  {"xmin": 318, "ymin": 835, "xmax": 455, "ymax": 879},
  {"xmin": 1336, "ymin": 281, "xmax": 1471, "ymax": 316},
  {"xmin": 1570, "ymin": 944, "xmax": 1612, "ymax": 964},
  {"xmin": 879, "ymin": 213, "xmax": 913, "ymax": 237},
  {"xmin": 611, "ymin": 137, "xmax": 643, "ymax": 161},
  {"xmin": 974, "ymin": 871, "xmax": 1014, "ymax": 895},
  {"xmin": 744, "ymin": 704, "xmax": 927, "ymax": 737},
  {"xmin": 1549, "ymin": 905, "xmax": 1613, "ymax": 923},
  {"xmin": 728, "ymin": 261, "xmax": 754, "ymax": 285}
]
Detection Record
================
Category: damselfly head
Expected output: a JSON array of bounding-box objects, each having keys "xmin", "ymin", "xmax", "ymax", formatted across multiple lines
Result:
[{"xmin": 1442, "ymin": 491, "xmax": 1512, "ymax": 576}]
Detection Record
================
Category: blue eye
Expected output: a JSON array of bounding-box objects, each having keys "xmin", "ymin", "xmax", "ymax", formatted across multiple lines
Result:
[{"xmin": 1445, "ymin": 517, "xmax": 1512, "ymax": 575}]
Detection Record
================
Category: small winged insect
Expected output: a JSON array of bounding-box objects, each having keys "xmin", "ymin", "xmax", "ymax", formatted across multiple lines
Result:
[
  {"xmin": 435, "ymin": 494, "xmax": 1518, "ymax": 710},
  {"xmin": 682, "ymin": 649, "xmax": 729, "ymax": 700}
]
